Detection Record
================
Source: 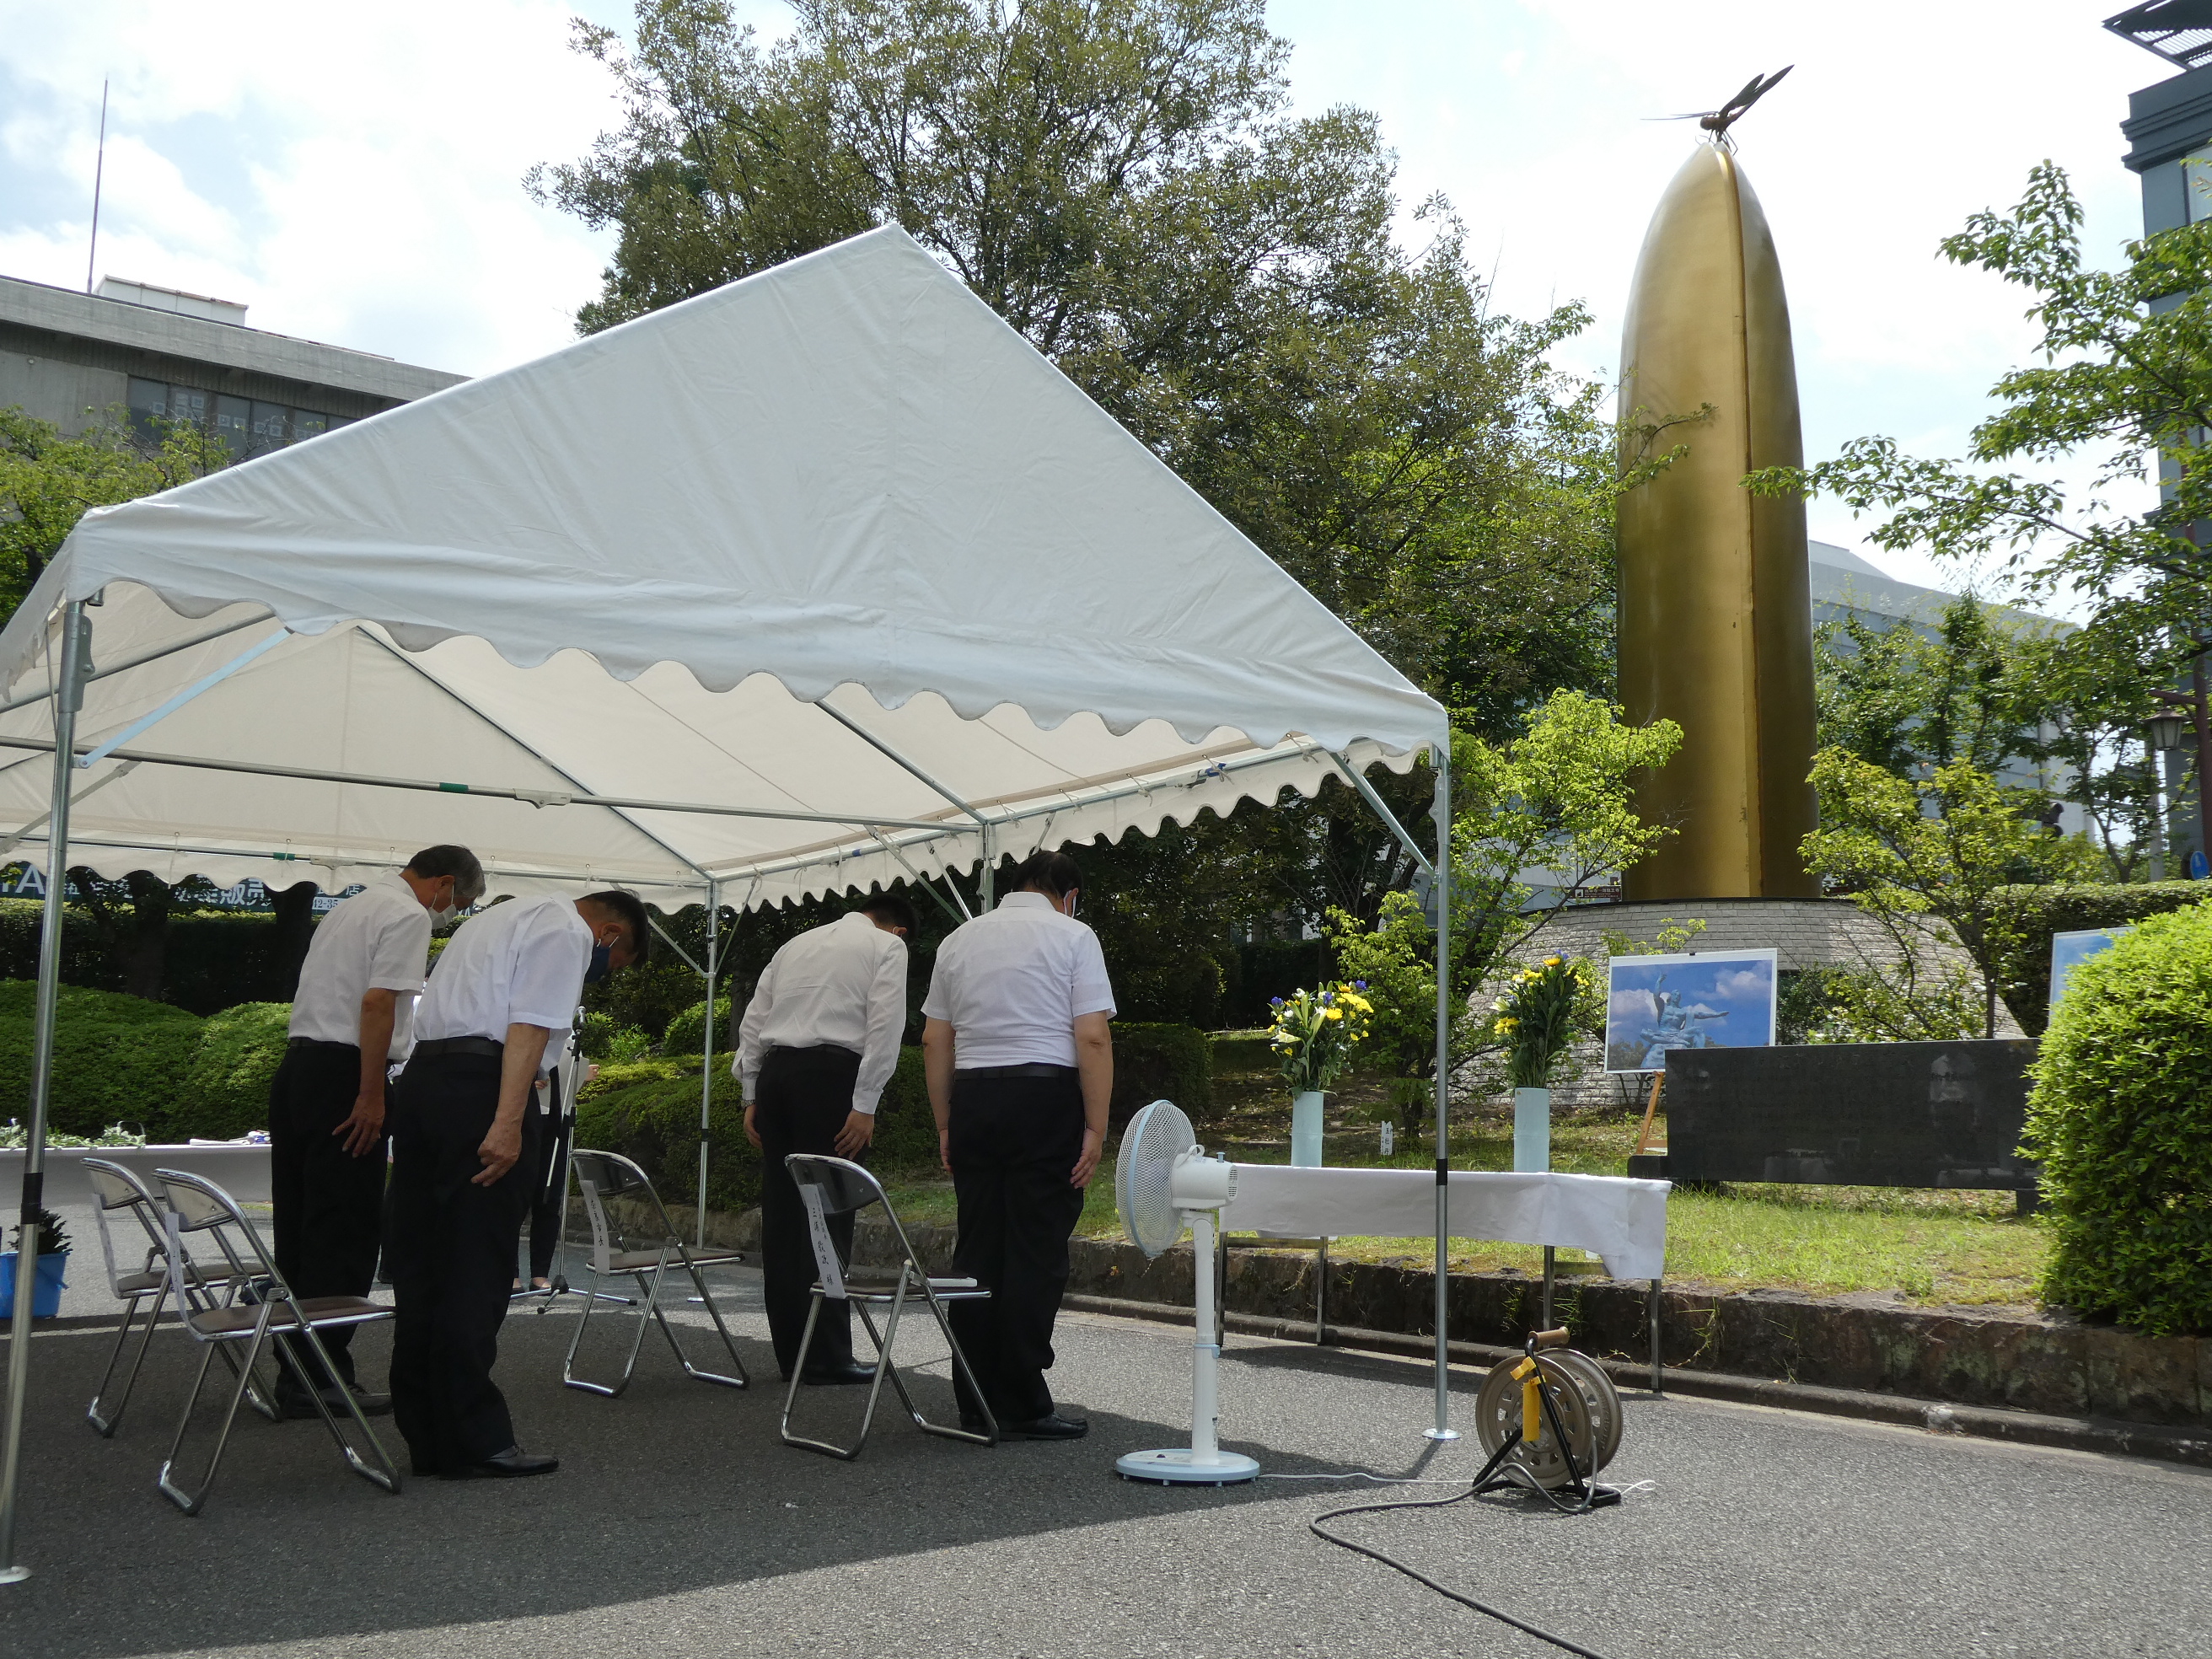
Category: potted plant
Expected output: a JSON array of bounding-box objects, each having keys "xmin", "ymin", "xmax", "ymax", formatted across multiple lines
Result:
[
  {"xmin": 1491, "ymin": 956, "xmax": 1591, "ymax": 1172},
  {"xmin": 1267, "ymin": 982, "xmax": 1375, "ymax": 1166},
  {"xmin": 0, "ymin": 1207, "xmax": 71, "ymax": 1320}
]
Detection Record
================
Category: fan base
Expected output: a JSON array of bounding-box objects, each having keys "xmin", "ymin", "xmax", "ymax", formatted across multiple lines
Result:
[{"xmin": 1115, "ymin": 1448, "xmax": 1260, "ymax": 1485}]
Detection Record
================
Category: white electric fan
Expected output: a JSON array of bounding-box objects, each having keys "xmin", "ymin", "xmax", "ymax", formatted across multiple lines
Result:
[{"xmin": 1112, "ymin": 1099, "xmax": 1259, "ymax": 1485}]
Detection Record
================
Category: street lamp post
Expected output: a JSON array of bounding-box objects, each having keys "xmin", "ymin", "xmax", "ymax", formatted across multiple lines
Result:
[
  {"xmin": 2146, "ymin": 710, "xmax": 2187, "ymax": 879},
  {"xmin": 2152, "ymin": 645, "xmax": 2212, "ymax": 877}
]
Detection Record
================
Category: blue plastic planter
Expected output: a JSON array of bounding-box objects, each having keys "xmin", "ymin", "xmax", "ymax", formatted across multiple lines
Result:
[{"xmin": 0, "ymin": 1250, "xmax": 67, "ymax": 1318}]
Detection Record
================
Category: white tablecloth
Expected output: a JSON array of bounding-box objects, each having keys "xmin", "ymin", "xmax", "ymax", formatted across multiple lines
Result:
[{"xmin": 1219, "ymin": 1166, "xmax": 1669, "ymax": 1282}]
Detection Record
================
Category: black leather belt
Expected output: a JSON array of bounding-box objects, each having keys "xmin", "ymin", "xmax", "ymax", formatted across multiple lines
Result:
[
  {"xmin": 955, "ymin": 1063, "xmax": 1078, "ymax": 1080},
  {"xmin": 411, "ymin": 1037, "xmax": 505, "ymax": 1062},
  {"xmin": 286, "ymin": 1037, "xmax": 358, "ymax": 1053}
]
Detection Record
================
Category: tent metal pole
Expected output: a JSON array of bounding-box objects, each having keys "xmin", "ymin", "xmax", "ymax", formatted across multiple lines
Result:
[
  {"xmin": 1423, "ymin": 744, "xmax": 1458, "ymax": 1442},
  {"xmin": 698, "ymin": 881, "xmax": 717, "ymax": 1250},
  {"xmin": 1324, "ymin": 750, "xmax": 1433, "ymax": 878},
  {"xmin": 979, "ymin": 823, "xmax": 995, "ymax": 912},
  {"xmin": 0, "ymin": 738, "xmax": 959, "ymax": 833},
  {"xmin": 0, "ymin": 609, "xmax": 269, "ymax": 719},
  {"xmin": 865, "ymin": 828, "xmax": 969, "ymax": 924},
  {"xmin": 74, "ymin": 628, "xmax": 288, "ymax": 770},
  {"xmin": 813, "ymin": 703, "xmax": 991, "ymax": 831},
  {"xmin": 1, "ymin": 599, "xmax": 90, "ymax": 1584}
]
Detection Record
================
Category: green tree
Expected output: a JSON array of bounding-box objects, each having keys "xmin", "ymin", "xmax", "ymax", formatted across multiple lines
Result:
[
  {"xmin": 1747, "ymin": 162, "xmax": 2208, "ymax": 848},
  {"xmin": 532, "ymin": 0, "xmax": 1624, "ymax": 733},
  {"xmin": 1448, "ymin": 689, "xmax": 1682, "ymax": 997},
  {"xmin": 1801, "ymin": 748, "xmax": 2099, "ymax": 1039},
  {"xmin": 0, "ymin": 409, "xmax": 229, "ymax": 627}
]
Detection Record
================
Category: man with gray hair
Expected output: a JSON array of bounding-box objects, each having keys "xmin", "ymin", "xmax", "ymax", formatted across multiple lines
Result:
[{"xmin": 271, "ymin": 844, "xmax": 484, "ymax": 1418}]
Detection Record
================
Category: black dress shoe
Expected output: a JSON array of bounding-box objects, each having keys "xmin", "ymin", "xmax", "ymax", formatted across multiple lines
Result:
[
  {"xmin": 278, "ymin": 1385, "xmax": 393, "ymax": 1420},
  {"xmin": 998, "ymin": 1412, "xmax": 1088, "ymax": 1441},
  {"xmin": 800, "ymin": 1361, "xmax": 880, "ymax": 1387},
  {"xmin": 444, "ymin": 1446, "xmax": 559, "ymax": 1479}
]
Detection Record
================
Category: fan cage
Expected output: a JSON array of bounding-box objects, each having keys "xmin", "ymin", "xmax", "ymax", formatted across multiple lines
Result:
[{"xmin": 1117, "ymin": 1099, "xmax": 1196, "ymax": 1259}]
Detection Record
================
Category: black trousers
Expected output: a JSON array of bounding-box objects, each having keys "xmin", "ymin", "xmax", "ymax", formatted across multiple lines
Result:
[
  {"xmin": 947, "ymin": 1074, "xmax": 1086, "ymax": 1424},
  {"xmin": 756, "ymin": 1045, "xmax": 862, "ymax": 1376},
  {"xmin": 383, "ymin": 1054, "xmax": 542, "ymax": 1474},
  {"xmin": 526, "ymin": 1067, "xmax": 570, "ymax": 1284},
  {"xmin": 268, "ymin": 1040, "xmax": 387, "ymax": 1393}
]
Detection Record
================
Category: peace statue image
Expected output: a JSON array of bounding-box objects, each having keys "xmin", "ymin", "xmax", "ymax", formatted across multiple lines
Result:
[{"xmin": 1616, "ymin": 69, "xmax": 1820, "ymax": 902}]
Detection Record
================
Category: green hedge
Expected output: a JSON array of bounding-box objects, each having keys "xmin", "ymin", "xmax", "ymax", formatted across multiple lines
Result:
[
  {"xmin": 1109, "ymin": 1023, "xmax": 1211, "ymax": 1127},
  {"xmin": 180, "ymin": 1003, "xmax": 293, "ymax": 1141},
  {"xmin": 0, "ymin": 981, "xmax": 211, "ymax": 1141},
  {"xmin": 661, "ymin": 996, "xmax": 733, "ymax": 1058},
  {"xmin": 1991, "ymin": 883, "xmax": 2209, "ymax": 1035},
  {"xmin": 0, "ymin": 899, "xmax": 308, "ymax": 1014},
  {"xmin": 2025, "ymin": 905, "xmax": 2212, "ymax": 1333}
]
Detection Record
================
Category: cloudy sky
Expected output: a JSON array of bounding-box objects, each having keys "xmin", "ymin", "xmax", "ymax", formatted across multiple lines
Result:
[{"xmin": 0, "ymin": 3, "xmax": 2174, "ymax": 597}]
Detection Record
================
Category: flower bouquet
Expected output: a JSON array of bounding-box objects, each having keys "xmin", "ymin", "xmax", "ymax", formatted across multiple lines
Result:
[{"xmin": 1491, "ymin": 955, "xmax": 1590, "ymax": 1090}]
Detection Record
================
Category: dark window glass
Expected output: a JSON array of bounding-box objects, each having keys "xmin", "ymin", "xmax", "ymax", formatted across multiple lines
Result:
[
  {"xmin": 291, "ymin": 409, "xmax": 327, "ymax": 440},
  {"xmin": 212, "ymin": 395, "xmax": 250, "ymax": 454},
  {"xmin": 326, "ymin": 415, "xmax": 356, "ymax": 431},
  {"xmin": 166, "ymin": 385, "xmax": 208, "ymax": 429},
  {"xmin": 126, "ymin": 378, "xmax": 166, "ymax": 441},
  {"xmin": 249, "ymin": 400, "xmax": 287, "ymax": 453}
]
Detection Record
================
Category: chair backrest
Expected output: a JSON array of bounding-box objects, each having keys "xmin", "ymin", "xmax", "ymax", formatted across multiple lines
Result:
[
  {"xmin": 570, "ymin": 1148, "xmax": 673, "ymax": 1275},
  {"xmin": 785, "ymin": 1155, "xmax": 887, "ymax": 1220},
  {"xmin": 82, "ymin": 1157, "xmax": 168, "ymax": 1299},
  {"xmin": 154, "ymin": 1169, "xmax": 280, "ymax": 1314},
  {"xmin": 785, "ymin": 1156, "xmax": 938, "ymax": 1292}
]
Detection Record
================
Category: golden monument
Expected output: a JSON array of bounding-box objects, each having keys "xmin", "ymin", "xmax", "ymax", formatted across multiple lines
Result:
[{"xmin": 1616, "ymin": 74, "xmax": 1819, "ymax": 901}]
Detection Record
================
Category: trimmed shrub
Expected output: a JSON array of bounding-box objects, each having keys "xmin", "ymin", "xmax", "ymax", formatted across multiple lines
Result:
[
  {"xmin": 2025, "ymin": 905, "xmax": 2212, "ymax": 1334},
  {"xmin": 575, "ymin": 1069, "xmax": 757, "ymax": 1214},
  {"xmin": 1109, "ymin": 1023, "xmax": 1212, "ymax": 1127},
  {"xmin": 872, "ymin": 1046, "xmax": 940, "ymax": 1170},
  {"xmin": 0, "ymin": 980, "xmax": 202, "ymax": 1141},
  {"xmin": 1991, "ymin": 882, "xmax": 2208, "ymax": 1036},
  {"xmin": 661, "ymin": 996, "xmax": 733, "ymax": 1058},
  {"xmin": 180, "ymin": 1003, "xmax": 293, "ymax": 1141}
]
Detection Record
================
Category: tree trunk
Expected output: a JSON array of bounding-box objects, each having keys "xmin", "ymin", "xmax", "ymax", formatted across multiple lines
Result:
[
  {"xmin": 270, "ymin": 881, "xmax": 319, "ymax": 999},
  {"xmin": 115, "ymin": 872, "xmax": 174, "ymax": 1002}
]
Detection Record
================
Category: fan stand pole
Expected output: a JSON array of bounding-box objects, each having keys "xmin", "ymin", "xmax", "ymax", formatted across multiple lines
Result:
[
  {"xmin": 1190, "ymin": 1211, "xmax": 1220, "ymax": 1464},
  {"xmin": 1114, "ymin": 1209, "xmax": 1259, "ymax": 1486}
]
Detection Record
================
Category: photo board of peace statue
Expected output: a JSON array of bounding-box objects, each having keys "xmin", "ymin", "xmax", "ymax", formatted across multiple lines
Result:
[{"xmin": 1604, "ymin": 949, "xmax": 1778, "ymax": 1074}]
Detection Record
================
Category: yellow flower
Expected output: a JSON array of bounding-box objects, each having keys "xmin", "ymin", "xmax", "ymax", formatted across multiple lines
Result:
[
  {"xmin": 1495, "ymin": 1016, "xmax": 1518, "ymax": 1031},
  {"xmin": 1544, "ymin": 955, "xmax": 1562, "ymax": 967},
  {"xmin": 1323, "ymin": 1007, "xmax": 1343, "ymax": 1021}
]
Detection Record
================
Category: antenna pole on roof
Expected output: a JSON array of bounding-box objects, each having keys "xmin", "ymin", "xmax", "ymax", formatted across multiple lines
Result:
[{"xmin": 85, "ymin": 80, "xmax": 108, "ymax": 295}]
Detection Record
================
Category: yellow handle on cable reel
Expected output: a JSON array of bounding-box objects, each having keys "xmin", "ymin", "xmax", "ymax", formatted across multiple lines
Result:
[{"xmin": 1473, "ymin": 1325, "xmax": 1625, "ymax": 1506}]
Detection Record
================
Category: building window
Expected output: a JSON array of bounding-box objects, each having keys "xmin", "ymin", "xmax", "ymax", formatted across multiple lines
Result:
[{"xmin": 125, "ymin": 374, "xmax": 350, "ymax": 454}]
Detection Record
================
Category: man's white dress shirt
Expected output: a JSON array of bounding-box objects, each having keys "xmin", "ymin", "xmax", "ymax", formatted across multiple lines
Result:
[
  {"xmin": 287, "ymin": 872, "xmax": 432, "ymax": 1060},
  {"xmin": 734, "ymin": 911, "xmax": 908, "ymax": 1114},
  {"xmin": 413, "ymin": 895, "xmax": 593, "ymax": 1066},
  {"xmin": 921, "ymin": 892, "xmax": 1115, "ymax": 1069}
]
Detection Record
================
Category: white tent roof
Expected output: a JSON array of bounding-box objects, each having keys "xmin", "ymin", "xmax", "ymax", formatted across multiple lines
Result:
[{"xmin": 0, "ymin": 226, "xmax": 1445, "ymax": 910}]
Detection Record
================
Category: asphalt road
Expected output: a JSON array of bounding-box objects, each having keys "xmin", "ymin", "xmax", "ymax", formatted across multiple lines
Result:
[{"xmin": 2, "ymin": 1263, "xmax": 2206, "ymax": 1659}]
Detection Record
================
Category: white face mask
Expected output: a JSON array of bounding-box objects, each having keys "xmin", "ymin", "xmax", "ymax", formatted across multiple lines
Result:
[{"xmin": 428, "ymin": 885, "xmax": 461, "ymax": 926}]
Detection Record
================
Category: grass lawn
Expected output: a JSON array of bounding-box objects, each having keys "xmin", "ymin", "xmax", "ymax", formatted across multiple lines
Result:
[{"xmin": 878, "ymin": 1056, "xmax": 2049, "ymax": 1312}]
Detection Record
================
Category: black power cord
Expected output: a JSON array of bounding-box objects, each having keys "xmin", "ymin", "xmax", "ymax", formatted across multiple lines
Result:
[{"xmin": 1309, "ymin": 1483, "xmax": 1624, "ymax": 1659}]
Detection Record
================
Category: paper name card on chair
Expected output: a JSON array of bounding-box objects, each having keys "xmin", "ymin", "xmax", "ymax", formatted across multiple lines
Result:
[{"xmin": 797, "ymin": 1184, "xmax": 846, "ymax": 1301}]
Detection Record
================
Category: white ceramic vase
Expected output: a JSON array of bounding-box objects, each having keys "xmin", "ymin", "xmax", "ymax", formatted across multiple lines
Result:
[
  {"xmin": 1291, "ymin": 1090, "xmax": 1325, "ymax": 1167},
  {"xmin": 1512, "ymin": 1086, "xmax": 1552, "ymax": 1173}
]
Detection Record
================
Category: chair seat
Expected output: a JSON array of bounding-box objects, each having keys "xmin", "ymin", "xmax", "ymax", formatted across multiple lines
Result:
[
  {"xmin": 820, "ymin": 1270, "xmax": 987, "ymax": 1302},
  {"xmin": 186, "ymin": 1297, "xmax": 394, "ymax": 1340},
  {"xmin": 112, "ymin": 1263, "xmax": 214, "ymax": 1297},
  {"xmin": 601, "ymin": 1246, "xmax": 744, "ymax": 1275}
]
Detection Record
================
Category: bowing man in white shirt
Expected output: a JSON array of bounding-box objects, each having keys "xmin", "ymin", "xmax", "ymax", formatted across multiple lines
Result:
[
  {"xmin": 271, "ymin": 846, "xmax": 482, "ymax": 1418},
  {"xmin": 921, "ymin": 849, "xmax": 1114, "ymax": 1441},
  {"xmin": 736, "ymin": 893, "xmax": 915, "ymax": 1383},
  {"xmin": 384, "ymin": 887, "xmax": 646, "ymax": 1480}
]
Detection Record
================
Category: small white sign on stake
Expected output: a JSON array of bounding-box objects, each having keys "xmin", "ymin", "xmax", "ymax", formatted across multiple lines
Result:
[{"xmin": 797, "ymin": 1182, "xmax": 846, "ymax": 1300}]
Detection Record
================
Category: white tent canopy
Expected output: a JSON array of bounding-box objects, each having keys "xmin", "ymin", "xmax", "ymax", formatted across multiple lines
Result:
[
  {"xmin": 0, "ymin": 227, "xmax": 1444, "ymax": 909},
  {"xmin": 0, "ymin": 226, "xmax": 1463, "ymax": 1573}
]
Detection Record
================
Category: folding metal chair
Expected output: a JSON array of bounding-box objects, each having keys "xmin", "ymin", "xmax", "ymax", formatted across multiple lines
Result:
[
  {"xmin": 780, "ymin": 1153, "xmax": 998, "ymax": 1461},
  {"xmin": 81, "ymin": 1157, "xmax": 276, "ymax": 1437},
  {"xmin": 562, "ymin": 1148, "xmax": 749, "ymax": 1397},
  {"xmin": 152, "ymin": 1168, "xmax": 400, "ymax": 1515}
]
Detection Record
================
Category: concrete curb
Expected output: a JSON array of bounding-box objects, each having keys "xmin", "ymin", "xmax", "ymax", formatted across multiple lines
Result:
[{"xmin": 1060, "ymin": 1291, "xmax": 2212, "ymax": 1472}]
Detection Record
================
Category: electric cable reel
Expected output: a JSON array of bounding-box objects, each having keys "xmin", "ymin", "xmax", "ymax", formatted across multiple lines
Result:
[{"xmin": 1471, "ymin": 1329, "xmax": 1624, "ymax": 1501}]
